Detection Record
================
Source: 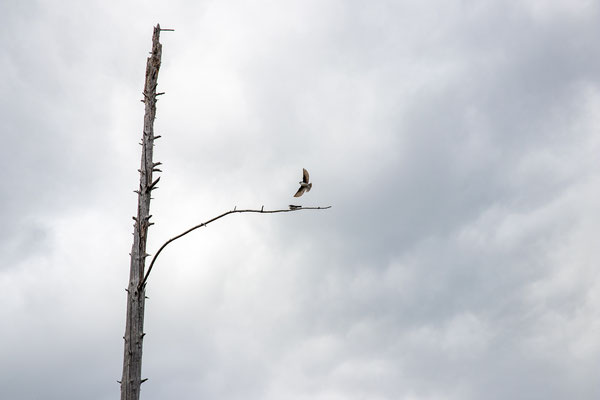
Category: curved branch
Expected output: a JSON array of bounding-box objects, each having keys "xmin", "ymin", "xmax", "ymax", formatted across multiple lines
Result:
[{"xmin": 138, "ymin": 205, "xmax": 332, "ymax": 290}]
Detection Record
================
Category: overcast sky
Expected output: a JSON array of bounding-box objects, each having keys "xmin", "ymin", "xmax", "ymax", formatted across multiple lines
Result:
[{"xmin": 2, "ymin": 0, "xmax": 600, "ymax": 399}]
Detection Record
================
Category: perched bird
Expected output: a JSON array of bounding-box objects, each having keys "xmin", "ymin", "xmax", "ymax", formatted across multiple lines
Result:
[{"xmin": 293, "ymin": 168, "xmax": 312, "ymax": 197}]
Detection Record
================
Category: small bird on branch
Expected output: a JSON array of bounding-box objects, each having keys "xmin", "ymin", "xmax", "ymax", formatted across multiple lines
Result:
[{"xmin": 293, "ymin": 168, "xmax": 312, "ymax": 197}]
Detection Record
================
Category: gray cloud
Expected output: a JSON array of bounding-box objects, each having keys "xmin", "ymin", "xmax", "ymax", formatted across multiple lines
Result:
[{"xmin": 1, "ymin": 1, "xmax": 599, "ymax": 399}]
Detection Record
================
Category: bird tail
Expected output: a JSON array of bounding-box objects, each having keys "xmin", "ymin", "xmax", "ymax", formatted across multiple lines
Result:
[{"xmin": 306, "ymin": 183, "xmax": 312, "ymax": 192}]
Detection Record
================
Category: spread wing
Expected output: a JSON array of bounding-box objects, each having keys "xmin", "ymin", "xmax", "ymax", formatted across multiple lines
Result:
[
  {"xmin": 302, "ymin": 168, "xmax": 310, "ymax": 184},
  {"xmin": 294, "ymin": 186, "xmax": 306, "ymax": 197}
]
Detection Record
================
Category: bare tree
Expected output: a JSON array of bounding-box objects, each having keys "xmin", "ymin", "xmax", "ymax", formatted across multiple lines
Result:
[
  {"xmin": 119, "ymin": 23, "xmax": 167, "ymax": 400},
  {"xmin": 119, "ymin": 24, "xmax": 330, "ymax": 400}
]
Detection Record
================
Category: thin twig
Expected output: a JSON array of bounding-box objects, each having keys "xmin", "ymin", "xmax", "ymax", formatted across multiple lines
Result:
[{"xmin": 138, "ymin": 205, "xmax": 331, "ymax": 290}]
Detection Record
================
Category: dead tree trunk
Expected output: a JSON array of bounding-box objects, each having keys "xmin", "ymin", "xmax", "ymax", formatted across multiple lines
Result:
[{"xmin": 120, "ymin": 24, "xmax": 163, "ymax": 400}]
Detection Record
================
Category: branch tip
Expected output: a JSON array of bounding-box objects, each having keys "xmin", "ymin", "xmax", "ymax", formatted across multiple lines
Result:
[{"xmin": 149, "ymin": 177, "xmax": 161, "ymax": 189}]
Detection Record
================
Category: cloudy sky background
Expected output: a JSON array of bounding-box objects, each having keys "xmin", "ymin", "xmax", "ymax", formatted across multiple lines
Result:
[{"xmin": 2, "ymin": 0, "xmax": 600, "ymax": 399}]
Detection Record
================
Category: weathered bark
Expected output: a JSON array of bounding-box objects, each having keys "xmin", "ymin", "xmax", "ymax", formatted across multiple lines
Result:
[{"xmin": 120, "ymin": 24, "xmax": 163, "ymax": 400}]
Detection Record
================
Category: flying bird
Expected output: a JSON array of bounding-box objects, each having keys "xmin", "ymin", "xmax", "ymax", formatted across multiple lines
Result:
[{"xmin": 293, "ymin": 168, "xmax": 312, "ymax": 197}]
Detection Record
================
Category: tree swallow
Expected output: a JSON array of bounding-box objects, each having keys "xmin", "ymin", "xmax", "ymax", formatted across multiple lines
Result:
[{"xmin": 293, "ymin": 168, "xmax": 312, "ymax": 197}]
